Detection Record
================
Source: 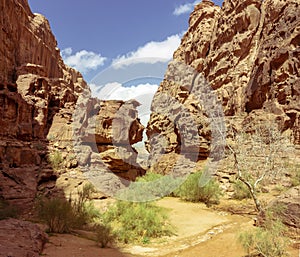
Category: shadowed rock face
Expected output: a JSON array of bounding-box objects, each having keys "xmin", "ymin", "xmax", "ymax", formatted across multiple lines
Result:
[
  {"xmin": 0, "ymin": 0, "xmax": 87, "ymax": 207},
  {"xmin": 0, "ymin": 218, "xmax": 48, "ymax": 257},
  {"xmin": 146, "ymin": 0, "xmax": 300, "ymax": 173},
  {"xmin": 0, "ymin": 0, "xmax": 145, "ymax": 207}
]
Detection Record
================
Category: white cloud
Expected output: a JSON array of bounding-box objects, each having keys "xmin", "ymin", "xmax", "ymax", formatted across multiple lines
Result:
[
  {"xmin": 61, "ymin": 47, "xmax": 106, "ymax": 74},
  {"xmin": 173, "ymin": 1, "xmax": 200, "ymax": 16},
  {"xmin": 112, "ymin": 34, "xmax": 181, "ymax": 69},
  {"xmin": 92, "ymin": 82, "xmax": 158, "ymax": 126}
]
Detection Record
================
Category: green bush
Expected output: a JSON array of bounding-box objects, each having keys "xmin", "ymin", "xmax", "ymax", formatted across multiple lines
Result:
[
  {"xmin": 103, "ymin": 201, "xmax": 174, "ymax": 244},
  {"xmin": 0, "ymin": 200, "xmax": 18, "ymax": 220},
  {"xmin": 117, "ymin": 172, "xmax": 183, "ymax": 201},
  {"xmin": 37, "ymin": 184, "xmax": 99, "ymax": 233},
  {"xmin": 238, "ymin": 212, "xmax": 289, "ymax": 257},
  {"xmin": 48, "ymin": 150, "xmax": 63, "ymax": 170},
  {"xmin": 37, "ymin": 197, "xmax": 74, "ymax": 233},
  {"xmin": 175, "ymin": 171, "xmax": 221, "ymax": 206},
  {"xmin": 137, "ymin": 172, "xmax": 163, "ymax": 182},
  {"xmin": 94, "ymin": 223, "xmax": 115, "ymax": 248},
  {"xmin": 232, "ymin": 180, "xmax": 252, "ymax": 200},
  {"xmin": 71, "ymin": 184, "xmax": 99, "ymax": 228}
]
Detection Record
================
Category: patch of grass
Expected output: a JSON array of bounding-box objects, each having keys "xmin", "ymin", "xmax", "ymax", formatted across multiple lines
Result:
[
  {"xmin": 71, "ymin": 184, "xmax": 100, "ymax": 228},
  {"xmin": 37, "ymin": 197, "xmax": 74, "ymax": 233},
  {"xmin": 37, "ymin": 184, "xmax": 100, "ymax": 233},
  {"xmin": 94, "ymin": 223, "xmax": 115, "ymax": 248},
  {"xmin": 103, "ymin": 201, "xmax": 174, "ymax": 244},
  {"xmin": 48, "ymin": 150, "xmax": 63, "ymax": 170},
  {"xmin": 0, "ymin": 200, "xmax": 18, "ymax": 220},
  {"xmin": 273, "ymin": 185, "xmax": 286, "ymax": 195},
  {"xmin": 232, "ymin": 179, "xmax": 252, "ymax": 200},
  {"xmin": 117, "ymin": 172, "xmax": 183, "ymax": 201},
  {"xmin": 175, "ymin": 171, "xmax": 222, "ymax": 206},
  {"xmin": 137, "ymin": 172, "xmax": 163, "ymax": 182},
  {"xmin": 238, "ymin": 210, "xmax": 289, "ymax": 257}
]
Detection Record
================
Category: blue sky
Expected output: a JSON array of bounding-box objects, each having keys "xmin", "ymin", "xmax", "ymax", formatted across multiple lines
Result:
[
  {"xmin": 28, "ymin": 0, "xmax": 223, "ymax": 128},
  {"xmin": 28, "ymin": 0, "xmax": 223, "ymax": 81}
]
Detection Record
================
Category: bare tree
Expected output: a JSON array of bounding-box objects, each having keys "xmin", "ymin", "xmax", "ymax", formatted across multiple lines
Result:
[{"xmin": 224, "ymin": 120, "xmax": 293, "ymax": 213}]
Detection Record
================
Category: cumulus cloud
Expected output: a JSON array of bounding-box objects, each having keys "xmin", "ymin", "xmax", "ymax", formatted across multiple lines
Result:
[
  {"xmin": 61, "ymin": 47, "xmax": 106, "ymax": 74},
  {"xmin": 173, "ymin": 1, "xmax": 200, "ymax": 16},
  {"xmin": 92, "ymin": 82, "xmax": 158, "ymax": 126},
  {"xmin": 112, "ymin": 34, "xmax": 181, "ymax": 69}
]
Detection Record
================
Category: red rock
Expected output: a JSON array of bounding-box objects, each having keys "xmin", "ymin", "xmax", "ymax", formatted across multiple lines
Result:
[{"xmin": 0, "ymin": 219, "xmax": 47, "ymax": 257}]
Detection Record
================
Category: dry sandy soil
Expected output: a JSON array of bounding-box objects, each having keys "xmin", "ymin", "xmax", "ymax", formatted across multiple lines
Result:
[{"xmin": 42, "ymin": 197, "xmax": 299, "ymax": 257}]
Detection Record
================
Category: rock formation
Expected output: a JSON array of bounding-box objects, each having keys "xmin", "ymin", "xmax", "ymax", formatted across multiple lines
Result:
[
  {"xmin": 71, "ymin": 95, "xmax": 145, "ymax": 180},
  {"xmin": 257, "ymin": 186, "xmax": 300, "ymax": 237},
  {"xmin": 0, "ymin": 0, "xmax": 87, "ymax": 208},
  {"xmin": 146, "ymin": 0, "xmax": 300, "ymax": 174},
  {"xmin": 0, "ymin": 218, "xmax": 48, "ymax": 257},
  {"xmin": 0, "ymin": 0, "xmax": 145, "ymax": 208}
]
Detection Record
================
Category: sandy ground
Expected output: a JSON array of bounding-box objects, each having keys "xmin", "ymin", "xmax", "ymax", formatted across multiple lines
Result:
[
  {"xmin": 42, "ymin": 233, "xmax": 133, "ymax": 257},
  {"xmin": 42, "ymin": 197, "xmax": 299, "ymax": 257}
]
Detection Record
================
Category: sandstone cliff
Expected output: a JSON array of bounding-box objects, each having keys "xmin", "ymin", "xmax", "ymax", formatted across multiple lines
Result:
[
  {"xmin": 0, "ymin": 0, "xmax": 144, "ymax": 208},
  {"xmin": 146, "ymin": 0, "xmax": 300, "ymax": 174}
]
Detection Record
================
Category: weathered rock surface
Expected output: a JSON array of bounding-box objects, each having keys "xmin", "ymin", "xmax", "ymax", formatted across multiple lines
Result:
[
  {"xmin": 71, "ymin": 90, "xmax": 145, "ymax": 185},
  {"xmin": 0, "ymin": 0, "xmax": 87, "ymax": 207},
  {"xmin": 0, "ymin": 0, "xmax": 64, "ymax": 81},
  {"xmin": 0, "ymin": 218, "xmax": 48, "ymax": 257},
  {"xmin": 0, "ymin": 0, "xmax": 145, "ymax": 207},
  {"xmin": 146, "ymin": 0, "xmax": 300, "ymax": 173},
  {"xmin": 258, "ymin": 186, "xmax": 300, "ymax": 237}
]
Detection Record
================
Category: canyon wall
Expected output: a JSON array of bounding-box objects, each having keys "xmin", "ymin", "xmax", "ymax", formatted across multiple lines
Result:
[
  {"xmin": 146, "ymin": 0, "xmax": 300, "ymax": 174},
  {"xmin": 0, "ymin": 0, "xmax": 144, "ymax": 207}
]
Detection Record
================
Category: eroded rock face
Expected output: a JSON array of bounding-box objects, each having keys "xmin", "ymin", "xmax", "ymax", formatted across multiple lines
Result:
[
  {"xmin": 0, "ymin": 0, "xmax": 63, "ymax": 81},
  {"xmin": 0, "ymin": 218, "xmax": 48, "ymax": 257},
  {"xmin": 0, "ymin": 0, "xmax": 87, "ymax": 207},
  {"xmin": 146, "ymin": 0, "xmax": 300, "ymax": 173},
  {"xmin": 0, "ymin": 0, "xmax": 145, "ymax": 207},
  {"xmin": 71, "ymin": 91, "xmax": 145, "ymax": 183}
]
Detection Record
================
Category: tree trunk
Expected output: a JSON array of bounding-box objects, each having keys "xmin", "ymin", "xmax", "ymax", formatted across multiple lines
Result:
[{"xmin": 238, "ymin": 177, "xmax": 263, "ymax": 213}]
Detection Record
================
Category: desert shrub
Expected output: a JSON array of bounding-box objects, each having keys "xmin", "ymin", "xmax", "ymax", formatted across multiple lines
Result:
[
  {"xmin": 239, "ymin": 225, "xmax": 288, "ymax": 257},
  {"xmin": 37, "ymin": 197, "xmax": 74, "ymax": 233},
  {"xmin": 238, "ymin": 211, "xmax": 289, "ymax": 257},
  {"xmin": 94, "ymin": 223, "xmax": 115, "ymax": 248},
  {"xmin": 117, "ymin": 172, "xmax": 183, "ymax": 201},
  {"xmin": 48, "ymin": 150, "xmax": 63, "ymax": 170},
  {"xmin": 0, "ymin": 200, "xmax": 18, "ymax": 220},
  {"xmin": 137, "ymin": 172, "xmax": 163, "ymax": 182},
  {"xmin": 103, "ymin": 201, "xmax": 174, "ymax": 244},
  {"xmin": 175, "ymin": 171, "xmax": 221, "ymax": 206},
  {"xmin": 37, "ymin": 184, "xmax": 99, "ymax": 233},
  {"xmin": 232, "ymin": 179, "xmax": 252, "ymax": 200},
  {"xmin": 71, "ymin": 184, "xmax": 99, "ymax": 228}
]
